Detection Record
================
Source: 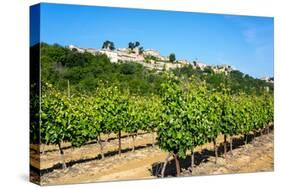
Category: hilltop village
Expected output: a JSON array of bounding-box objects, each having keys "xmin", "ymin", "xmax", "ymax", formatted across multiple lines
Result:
[
  {"xmin": 38, "ymin": 42, "xmax": 274, "ymax": 96},
  {"xmin": 68, "ymin": 41, "xmax": 234, "ymax": 74}
]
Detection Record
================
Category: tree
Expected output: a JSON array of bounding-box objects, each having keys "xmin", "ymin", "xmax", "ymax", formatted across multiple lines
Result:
[
  {"xmin": 203, "ymin": 66, "xmax": 214, "ymax": 74},
  {"xmin": 139, "ymin": 47, "xmax": 144, "ymax": 55},
  {"xmin": 102, "ymin": 40, "xmax": 110, "ymax": 49},
  {"xmin": 193, "ymin": 61, "xmax": 197, "ymax": 67},
  {"xmin": 109, "ymin": 41, "xmax": 115, "ymax": 50},
  {"xmin": 128, "ymin": 42, "xmax": 135, "ymax": 50},
  {"xmin": 71, "ymin": 48, "xmax": 78, "ymax": 52},
  {"xmin": 120, "ymin": 63, "xmax": 136, "ymax": 75},
  {"xmin": 128, "ymin": 41, "xmax": 143, "ymax": 54},
  {"xmin": 169, "ymin": 53, "xmax": 176, "ymax": 63},
  {"xmin": 102, "ymin": 40, "xmax": 115, "ymax": 50},
  {"xmin": 135, "ymin": 41, "xmax": 140, "ymax": 47}
]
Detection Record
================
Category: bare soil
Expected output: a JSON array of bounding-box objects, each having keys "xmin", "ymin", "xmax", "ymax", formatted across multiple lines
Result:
[
  {"xmin": 30, "ymin": 131, "xmax": 273, "ymax": 185},
  {"xmin": 183, "ymin": 131, "xmax": 273, "ymax": 176}
]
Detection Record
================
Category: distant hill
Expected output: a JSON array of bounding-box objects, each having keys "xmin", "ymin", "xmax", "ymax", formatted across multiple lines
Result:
[{"xmin": 35, "ymin": 43, "xmax": 273, "ymax": 96}]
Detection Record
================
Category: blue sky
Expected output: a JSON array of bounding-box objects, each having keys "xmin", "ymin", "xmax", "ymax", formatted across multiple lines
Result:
[{"xmin": 36, "ymin": 3, "xmax": 274, "ymax": 78}]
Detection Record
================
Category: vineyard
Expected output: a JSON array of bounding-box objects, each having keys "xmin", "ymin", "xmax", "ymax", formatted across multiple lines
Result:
[{"xmin": 30, "ymin": 72, "xmax": 274, "ymax": 183}]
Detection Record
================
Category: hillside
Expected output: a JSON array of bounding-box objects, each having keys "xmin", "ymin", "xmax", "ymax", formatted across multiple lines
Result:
[{"xmin": 37, "ymin": 43, "xmax": 273, "ymax": 95}]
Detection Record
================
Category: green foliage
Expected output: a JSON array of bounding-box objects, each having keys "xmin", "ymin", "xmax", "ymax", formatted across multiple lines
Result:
[
  {"xmin": 144, "ymin": 55, "xmax": 158, "ymax": 62},
  {"xmin": 30, "ymin": 83, "xmax": 40, "ymax": 144},
  {"xmin": 35, "ymin": 43, "xmax": 274, "ymax": 169},
  {"xmin": 182, "ymin": 84, "xmax": 210, "ymax": 152},
  {"xmin": 221, "ymin": 94, "xmax": 241, "ymax": 136},
  {"xmin": 143, "ymin": 95, "xmax": 162, "ymax": 133},
  {"xmin": 128, "ymin": 42, "xmax": 135, "ymax": 50},
  {"xmin": 157, "ymin": 73, "xmax": 273, "ymax": 159},
  {"xmin": 203, "ymin": 66, "xmax": 215, "ymax": 74},
  {"xmin": 173, "ymin": 65, "xmax": 273, "ymax": 95},
  {"xmin": 125, "ymin": 96, "xmax": 145, "ymax": 134},
  {"xmin": 35, "ymin": 74, "xmax": 273, "ymax": 172},
  {"xmin": 205, "ymin": 92, "xmax": 223, "ymax": 141},
  {"xmin": 169, "ymin": 53, "xmax": 176, "ymax": 63},
  {"xmin": 102, "ymin": 40, "xmax": 115, "ymax": 50},
  {"xmin": 40, "ymin": 83, "xmax": 95, "ymax": 147},
  {"xmin": 40, "ymin": 43, "xmax": 273, "ymax": 96},
  {"xmin": 157, "ymin": 74, "xmax": 190, "ymax": 158},
  {"xmin": 120, "ymin": 63, "xmax": 137, "ymax": 75},
  {"xmin": 128, "ymin": 41, "xmax": 141, "ymax": 50},
  {"xmin": 40, "ymin": 43, "xmax": 165, "ymax": 96},
  {"xmin": 94, "ymin": 84, "xmax": 129, "ymax": 135}
]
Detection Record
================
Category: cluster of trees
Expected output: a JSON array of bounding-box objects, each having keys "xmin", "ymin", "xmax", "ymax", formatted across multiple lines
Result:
[
  {"xmin": 102, "ymin": 40, "xmax": 115, "ymax": 50},
  {"xmin": 95, "ymin": 40, "xmax": 146, "ymax": 53},
  {"xmin": 128, "ymin": 41, "xmax": 140, "ymax": 50},
  {"xmin": 40, "ymin": 43, "xmax": 165, "ymax": 95},
  {"xmin": 158, "ymin": 74, "xmax": 273, "ymax": 176},
  {"xmin": 173, "ymin": 64, "xmax": 273, "ymax": 95},
  {"xmin": 128, "ymin": 41, "xmax": 144, "ymax": 54},
  {"xmin": 101, "ymin": 40, "xmax": 145, "ymax": 53}
]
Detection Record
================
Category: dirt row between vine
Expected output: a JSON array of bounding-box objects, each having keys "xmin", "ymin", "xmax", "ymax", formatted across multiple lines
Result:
[
  {"xmin": 183, "ymin": 131, "xmax": 273, "ymax": 176},
  {"xmin": 30, "ymin": 132, "xmax": 156, "ymax": 170},
  {"xmin": 33, "ymin": 131, "xmax": 273, "ymax": 185}
]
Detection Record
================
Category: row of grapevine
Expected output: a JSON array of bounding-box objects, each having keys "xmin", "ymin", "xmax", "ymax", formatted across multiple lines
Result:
[
  {"xmin": 158, "ymin": 74, "xmax": 273, "ymax": 176},
  {"xmin": 32, "ymin": 75, "xmax": 273, "ymax": 174},
  {"xmin": 38, "ymin": 82, "xmax": 162, "ymax": 167}
]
